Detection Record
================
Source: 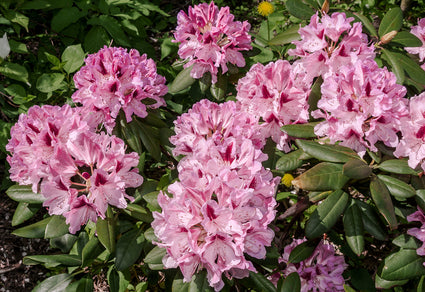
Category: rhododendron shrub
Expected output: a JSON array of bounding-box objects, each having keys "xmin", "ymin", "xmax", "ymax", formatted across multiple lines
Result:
[
  {"xmin": 152, "ymin": 99, "xmax": 279, "ymax": 290},
  {"xmin": 174, "ymin": 1, "xmax": 252, "ymax": 83}
]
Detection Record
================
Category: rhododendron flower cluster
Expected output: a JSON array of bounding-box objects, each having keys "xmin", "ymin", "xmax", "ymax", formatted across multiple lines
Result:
[
  {"xmin": 72, "ymin": 46, "xmax": 168, "ymax": 132},
  {"xmin": 174, "ymin": 1, "xmax": 252, "ymax": 83},
  {"xmin": 394, "ymin": 92, "xmax": 425, "ymax": 170},
  {"xmin": 152, "ymin": 99, "xmax": 279, "ymax": 291},
  {"xmin": 289, "ymin": 12, "xmax": 375, "ymax": 82},
  {"xmin": 236, "ymin": 60, "xmax": 311, "ymax": 152},
  {"xmin": 405, "ymin": 18, "xmax": 425, "ymax": 70},
  {"xmin": 312, "ymin": 59, "xmax": 409, "ymax": 156},
  {"xmin": 7, "ymin": 105, "xmax": 143, "ymax": 233},
  {"xmin": 407, "ymin": 207, "xmax": 425, "ymax": 261},
  {"xmin": 279, "ymin": 239, "xmax": 347, "ymax": 291}
]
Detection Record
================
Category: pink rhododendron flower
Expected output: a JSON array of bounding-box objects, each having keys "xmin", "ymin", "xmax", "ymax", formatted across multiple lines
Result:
[
  {"xmin": 236, "ymin": 60, "xmax": 311, "ymax": 152},
  {"xmin": 153, "ymin": 99, "xmax": 279, "ymax": 291},
  {"xmin": 394, "ymin": 92, "xmax": 425, "ymax": 170},
  {"xmin": 405, "ymin": 18, "xmax": 425, "ymax": 64},
  {"xmin": 288, "ymin": 12, "xmax": 375, "ymax": 82},
  {"xmin": 73, "ymin": 46, "xmax": 167, "ymax": 132},
  {"xmin": 279, "ymin": 239, "xmax": 347, "ymax": 291},
  {"xmin": 312, "ymin": 59, "xmax": 408, "ymax": 156},
  {"xmin": 407, "ymin": 207, "xmax": 425, "ymax": 259},
  {"xmin": 174, "ymin": 1, "xmax": 252, "ymax": 83}
]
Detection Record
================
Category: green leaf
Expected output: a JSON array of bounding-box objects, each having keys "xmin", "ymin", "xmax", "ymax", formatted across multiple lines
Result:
[
  {"xmin": 396, "ymin": 52, "xmax": 425, "ymax": 86},
  {"xmin": 11, "ymin": 202, "xmax": 40, "ymax": 226},
  {"xmin": 343, "ymin": 159, "xmax": 372, "ymax": 179},
  {"xmin": 51, "ymin": 7, "xmax": 84, "ymax": 32},
  {"xmin": 45, "ymin": 215, "xmax": 69, "ymax": 238},
  {"xmin": 4, "ymin": 84, "xmax": 27, "ymax": 104},
  {"xmin": 292, "ymin": 162, "xmax": 350, "ymax": 191},
  {"xmin": 276, "ymin": 149, "xmax": 305, "ymax": 172},
  {"xmin": 296, "ymin": 139, "xmax": 361, "ymax": 163},
  {"xmin": 33, "ymin": 274, "xmax": 73, "ymax": 292},
  {"xmin": 210, "ymin": 74, "xmax": 228, "ymax": 101},
  {"xmin": 12, "ymin": 216, "xmax": 51, "ymax": 238},
  {"xmin": 370, "ymin": 176, "xmax": 398, "ymax": 229},
  {"xmin": 7, "ymin": 11, "xmax": 29, "ymax": 32},
  {"xmin": 268, "ymin": 25, "xmax": 301, "ymax": 46},
  {"xmin": 96, "ymin": 207, "xmax": 116, "ymax": 253},
  {"xmin": 115, "ymin": 229, "xmax": 144, "ymax": 271},
  {"xmin": 355, "ymin": 200, "xmax": 387, "ymax": 241},
  {"xmin": 347, "ymin": 268, "xmax": 375, "ymax": 291},
  {"xmin": 50, "ymin": 234, "xmax": 77, "ymax": 253},
  {"xmin": 9, "ymin": 40, "xmax": 28, "ymax": 54},
  {"xmin": 281, "ymin": 122, "xmax": 319, "ymax": 138},
  {"xmin": 278, "ymin": 272, "xmax": 301, "ymax": 292},
  {"xmin": 107, "ymin": 266, "xmax": 130, "ymax": 292},
  {"xmin": 84, "ymin": 26, "xmax": 110, "ymax": 53},
  {"xmin": 352, "ymin": 12, "xmax": 378, "ymax": 37},
  {"xmin": 142, "ymin": 191, "xmax": 161, "ymax": 212},
  {"xmin": 343, "ymin": 285, "xmax": 356, "ymax": 292},
  {"xmin": 391, "ymin": 31, "xmax": 423, "ymax": 47},
  {"xmin": 36, "ymin": 73, "xmax": 65, "ymax": 93},
  {"xmin": 381, "ymin": 48, "xmax": 405, "ymax": 84},
  {"xmin": 305, "ymin": 189, "xmax": 349, "ymax": 239},
  {"xmin": 308, "ymin": 76, "xmax": 322, "ymax": 115},
  {"xmin": 288, "ymin": 240, "xmax": 318, "ymax": 263},
  {"xmin": 172, "ymin": 271, "xmax": 213, "ymax": 292},
  {"xmin": 88, "ymin": 15, "xmax": 131, "ymax": 47},
  {"xmin": 377, "ymin": 159, "xmax": 420, "ymax": 175},
  {"xmin": 393, "ymin": 234, "xmax": 421, "ymax": 249},
  {"xmin": 62, "ymin": 44, "xmax": 85, "ymax": 74},
  {"xmin": 418, "ymin": 276, "xmax": 425, "ymax": 292},
  {"xmin": 378, "ymin": 7, "xmax": 403, "ymax": 37},
  {"xmin": 285, "ymin": 0, "xmax": 315, "ymax": 20},
  {"xmin": 239, "ymin": 271, "xmax": 276, "ymax": 292},
  {"xmin": 160, "ymin": 37, "xmax": 178, "ymax": 60},
  {"xmin": 24, "ymin": 254, "xmax": 81, "ymax": 267},
  {"xmin": 416, "ymin": 190, "xmax": 425, "ymax": 212},
  {"xmin": 82, "ymin": 236, "xmax": 104, "ymax": 267},
  {"xmin": 144, "ymin": 246, "xmax": 166, "ymax": 270},
  {"xmin": 0, "ymin": 62, "xmax": 29, "ymax": 83},
  {"xmin": 380, "ymin": 249, "xmax": 425, "ymax": 281},
  {"xmin": 377, "ymin": 174, "xmax": 416, "ymax": 199},
  {"xmin": 123, "ymin": 203, "xmax": 153, "ymax": 222},
  {"xmin": 168, "ymin": 65, "xmax": 196, "ymax": 93},
  {"xmin": 65, "ymin": 277, "xmax": 93, "ymax": 292},
  {"xmin": 133, "ymin": 119, "xmax": 161, "ymax": 161},
  {"xmin": 375, "ymin": 273, "xmax": 408, "ymax": 289},
  {"xmin": 343, "ymin": 202, "xmax": 364, "ymax": 256}
]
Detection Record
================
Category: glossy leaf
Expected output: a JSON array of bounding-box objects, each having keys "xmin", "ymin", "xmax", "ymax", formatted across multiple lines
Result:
[
  {"xmin": 375, "ymin": 274, "xmax": 408, "ymax": 289},
  {"xmin": 418, "ymin": 276, "xmax": 425, "ymax": 292},
  {"xmin": 51, "ymin": 7, "xmax": 84, "ymax": 32},
  {"xmin": 123, "ymin": 203, "xmax": 153, "ymax": 223},
  {"xmin": 392, "ymin": 234, "xmax": 421, "ymax": 249},
  {"xmin": 82, "ymin": 236, "xmax": 104, "ymax": 267},
  {"xmin": 391, "ymin": 31, "xmax": 422, "ymax": 47},
  {"xmin": 288, "ymin": 239, "xmax": 318, "ymax": 263},
  {"xmin": 172, "ymin": 271, "xmax": 213, "ymax": 292},
  {"xmin": 33, "ymin": 274, "xmax": 73, "ymax": 292},
  {"xmin": 370, "ymin": 177, "xmax": 398, "ymax": 229},
  {"xmin": 352, "ymin": 12, "xmax": 378, "ymax": 37},
  {"xmin": 11, "ymin": 202, "xmax": 40, "ymax": 226},
  {"xmin": 396, "ymin": 52, "xmax": 425, "ymax": 86},
  {"xmin": 305, "ymin": 190, "xmax": 348, "ymax": 239},
  {"xmin": 133, "ymin": 119, "xmax": 161, "ymax": 161},
  {"xmin": 296, "ymin": 140, "xmax": 360, "ymax": 163},
  {"xmin": 0, "ymin": 61, "xmax": 29, "ymax": 83},
  {"xmin": 66, "ymin": 277, "xmax": 93, "ymax": 292},
  {"xmin": 281, "ymin": 122, "xmax": 319, "ymax": 138},
  {"xmin": 144, "ymin": 246, "xmax": 166, "ymax": 270},
  {"xmin": 96, "ymin": 207, "xmax": 116, "ymax": 253},
  {"xmin": 210, "ymin": 74, "xmax": 228, "ymax": 101},
  {"xmin": 381, "ymin": 48, "xmax": 405, "ymax": 84},
  {"xmin": 347, "ymin": 268, "xmax": 375, "ymax": 291},
  {"xmin": 61, "ymin": 44, "xmax": 85, "ymax": 74},
  {"xmin": 276, "ymin": 149, "xmax": 305, "ymax": 172},
  {"xmin": 308, "ymin": 76, "xmax": 322, "ymax": 115},
  {"xmin": 239, "ymin": 271, "xmax": 276, "ymax": 292},
  {"xmin": 168, "ymin": 65, "xmax": 196, "ymax": 93},
  {"xmin": 377, "ymin": 174, "xmax": 416, "ymax": 198},
  {"xmin": 378, "ymin": 7, "xmax": 403, "ymax": 37},
  {"xmin": 36, "ymin": 73, "xmax": 65, "ymax": 93},
  {"xmin": 355, "ymin": 200, "xmax": 387, "ymax": 240},
  {"xmin": 45, "ymin": 215, "xmax": 69, "ymax": 239},
  {"xmin": 23, "ymin": 254, "xmax": 81, "ymax": 267},
  {"xmin": 12, "ymin": 216, "xmax": 51, "ymax": 238},
  {"xmin": 6, "ymin": 184, "xmax": 45, "ymax": 204},
  {"xmin": 292, "ymin": 162, "xmax": 350, "ymax": 191},
  {"xmin": 115, "ymin": 229, "xmax": 144, "ymax": 271},
  {"xmin": 343, "ymin": 202, "xmax": 364, "ymax": 256},
  {"xmin": 278, "ymin": 272, "xmax": 301, "ymax": 292},
  {"xmin": 88, "ymin": 15, "xmax": 131, "ymax": 47},
  {"xmin": 50, "ymin": 234, "xmax": 77, "ymax": 254},
  {"xmin": 343, "ymin": 159, "xmax": 371, "ymax": 179},
  {"xmin": 380, "ymin": 249, "xmax": 425, "ymax": 281},
  {"xmin": 269, "ymin": 25, "xmax": 301, "ymax": 45},
  {"xmin": 377, "ymin": 159, "xmax": 419, "ymax": 175},
  {"xmin": 416, "ymin": 190, "xmax": 425, "ymax": 212},
  {"xmin": 143, "ymin": 191, "xmax": 161, "ymax": 212},
  {"xmin": 107, "ymin": 266, "xmax": 130, "ymax": 292},
  {"xmin": 285, "ymin": 0, "xmax": 315, "ymax": 19}
]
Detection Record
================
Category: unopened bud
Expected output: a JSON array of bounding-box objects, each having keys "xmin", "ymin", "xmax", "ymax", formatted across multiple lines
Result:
[
  {"xmin": 380, "ymin": 30, "xmax": 398, "ymax": 45},
  {"xmin": 321, "ymin": 0, "xmax": 330, "ymax": 14}
]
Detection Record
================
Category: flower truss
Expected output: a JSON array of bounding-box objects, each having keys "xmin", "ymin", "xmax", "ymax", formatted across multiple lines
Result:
[
  {"xmin": 174, "ymin": 1, "xmax": 252, "ymax": 83},
  {"xmin": 236, "ymin": 60, "xmax": 311, "ymax": 152},
  {"xmin": 405, "ymin": 18, "xmax": 425, "ymax": 70},
  {"xmin": 152, "ymin": 99, "xmax": 279, "ymax": 291},
  {"xmin": 407, "ymin": 207, "xmax": 425, "ymax": 260},
  {"xmin": 279, "ymin": 239, "xmax": 347, "ymax": 291},
  {"xmin": 312, "ymin": 59, "xmax": 409, "ymax": 156},
  {"xmin": 72, "ymin": 46, "xmax": 168, "ymax": 132},
  {"xmin": 288, "ymin": 12, "xmax": 375, "ymax": 82},
  {"xmin": 7, "ymin": 104, "xmax": 143, "ymax": 233}
]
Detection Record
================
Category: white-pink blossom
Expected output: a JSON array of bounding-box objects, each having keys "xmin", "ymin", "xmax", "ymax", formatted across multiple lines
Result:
[
  {"xmin": 407, "ymin": 207, "xmax": 425, "ymax": 259},
  {"xmin": 174, "ymin": 1, "xmax": 252, "ymax": 83},
  {"xmin": 405, "ymin": 18, "xmax": 425, "ymax": 63}
]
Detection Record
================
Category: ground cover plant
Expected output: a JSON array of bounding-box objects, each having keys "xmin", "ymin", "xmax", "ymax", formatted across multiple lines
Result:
[{"xmin": 2, "ymin": 0, "xmax": 425, "ymax": 291}]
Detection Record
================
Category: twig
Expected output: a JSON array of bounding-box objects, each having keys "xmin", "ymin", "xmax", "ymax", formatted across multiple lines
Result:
[{"xmin": 0, "ymin": 261, "xmax": 22, "ymax": 274}]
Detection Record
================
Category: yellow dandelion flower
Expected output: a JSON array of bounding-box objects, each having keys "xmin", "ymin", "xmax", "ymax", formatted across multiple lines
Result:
[
  {"xmin": 258, "ymin": 1, "xmax": 274, "ymax": 17},
  {"xmin": 281, "ymin": 173, "xmax": 294, "ymax": 188}
]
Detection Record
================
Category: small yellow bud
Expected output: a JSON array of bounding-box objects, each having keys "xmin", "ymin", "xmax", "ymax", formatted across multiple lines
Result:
[
  {"xmin": 281, "ymin": 173, "xmax": 294, "ymax": 188},
  {"xmin": 380, "ymin": 30, "xmax": 398, "ymax": 45},
  {"xmin": 258, "ymin": 1, "xmax": 274, "ymax": 17}
]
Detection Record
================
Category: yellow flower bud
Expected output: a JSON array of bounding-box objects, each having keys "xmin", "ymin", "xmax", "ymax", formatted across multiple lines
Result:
[{"xmin": 258, "ymin": 1, "xmax": 274, "ymax": 17}]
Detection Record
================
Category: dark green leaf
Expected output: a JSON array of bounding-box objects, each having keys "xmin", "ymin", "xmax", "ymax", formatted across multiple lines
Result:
[
  {"xmin": 33, "ymin": 274, "xmax": 73, "ymax": 292},
  {"xmin": 308, "ymin": 190, "xmax": 332, "ymax": 203},
  {"xmin": 378, "ymin": 7, "xmax": 403, "ymax": 37},
  {"xmin": 84, "ymin": 26, "xmax": 110, "ymax": 53},
  {"xmin": 308, "ymin": 76, "xmax": 322, "ymax": 116},
  {"xmin": 0, "ymin": 62, "xmax": 29, "ymax": 83},
  {"xmin": 268, "ymin": 25, "xmax": 301, "ymax": 46},
  {"xmin": 133, "ymin": 119, "xmax": 161, "ymax": 161},
  {"xmin": 115, "ymin": 229, "xmax": 144, "ymax": 271},
  {"xmin": 11, "ymin": 202, "xmax": 40, "ymax": 226},
  {"xmin": 276, "ymin": 149, "xmax": 305, "ymax": 172},
  {"xmin": 96, "ymin": 207, "xmax": 116, "ymax": 253},
  {"xmin": 418, "ymin": 276, "xmax": 425, "ymax": 292},
  {"xmin": 62, "ymin": 44, "xmax": 85, "ymax": 74},
  {"xmin": 396, "ymin": 52, "xmax": 425, "ymax": 86},
  {"xmin": 380, "ymin": 249, "xmax": 425, "ymax": 281},
  {"xmin": 142, "ymin": 191, "xmax": 161, "ymax": 212},
  {"xmin": 288, "ymin": 240, "xmax": 318, "ymax": 263},
  {"xmin": 370, "ymin": 177, "xmax": 398, "ymax": 229},
  {"xmin": 296, "ymin": 139, "xmax": 360, "ymax": 163},
  {"xmin": 172, "ymin": 270, "xmax": 213, "ymax": 292},
  {"xmin": 51, "ymin": 7, "xmax": 84, "ymax": 32},
  {"xmin": 352, "ymin": 12, "xmax": 378, "ymax": 37},
  {"xmin": 82, "ymin": 236, "xmax": 104, "ymax": 267},
  {"xmin": 12, "ymin": 217, "xmax": 51, "ymax": 238},
  {"xmin": 6, "ymin": 11, "xmax": 29, "ymax": 32},
  {"xmin": 210, "ymin": 74, "xmax": 228, "ymax": 101},
  {"xmin": 239, "ymin": 271, "xmax": 276, "ymax": 292},
  {"xmin": 348, "ymin": 268, "xmax": 375, "ymax": 291},
  {"xmin": 392, "ymin": 234, "xmax": 421, "ymax": 249},
  {"xmin": 381, "ymin": 48, "xmax": 405, "ymax": 84},
  {"xmin": 123, "ymin": 203, "xmax": 153, "ymax": 222},
  {"xmin": 65, "ymin": 277, "xmax": 93, "ymax": 292},
  {"xmin": 24, "ymin": 254, "xmax": 81, "ymax": 267},
  {"xmin": 45, "ymin": 215, "xmax": 69, "ymax": 238},
  {"xmin": 377, "ymin": 159, "xmax": 420, "ymax": 175},
  {"xmin": 306, "ymin": 190, "xmax": 349, "ymax": 239},
  {"xmin": 375, "ymin": 274, "xmax": 408, "ymax": 289},
  {"xmin": 285, "ymin": 0, "xmax": 315, "ymax": 19},
  {"xmin": 36, "ymin": 73, "xmax": 65, "ymax": 93},
  {"xmin": 391, "ymin": 31, "xmax": 423, "ymax": 47},
  {"xmin": 281, "ymin": 122, "xmax": 319, "ymax": 138},
  {"xmin": 9, "ymin": 40, "xmax": 28, "ymax": 54},
  {"xmin": 144, "ymin": 246, "xmax": 166, "ymax": 270},
  {"xmin": 160, "ymin": 37, "xmax": 178, "ymax": 60},
  {"xmin": 4, "ymin": 84, "xmax": 26, "ymax": 104},
  {"xmin": 355, "ymin": 200, "xmax": 387, "ymax": 241},
  {"xmin": 50, "ymin": 234, "xmax": 77, "ymax": 254},
  {"xmin": 88, "ymin": 15, "xmax": 131, "ymax": 47},
  {"xmin": 107, "ymin": 266, "xmax": 130, "ymax": 292},
  {"xmin": 416, "ymin": 190, "xmax": 425, "ymax": 212},
  {"xmin": 292, "ymin": 162, "xmax": 350, "ymax": 191},
  {"xmin": 377, "ymin": 174, "xmax": 416, "ymax": 198},
  {"xmin": 168, "ymin": 65, "xmax": 196, "ymax": 93},
  {"xmin": 343, "ymin": 202, "xmax": 364, "ymax": 256},
  {"xmin": 343, "ymin": 159, "xmax": 372, "ymax": 179},
  {"xmin": 279, "ymin": 272, "xmax": 301, "ymax": 292}
]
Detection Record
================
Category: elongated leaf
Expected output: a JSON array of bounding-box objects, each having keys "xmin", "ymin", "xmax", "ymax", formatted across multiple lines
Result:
[
  {"xmin": 269, "ymin": 25, "xmax": 301, "ymax": 45},
  {"xmin": 36, "ymin": 73, "xmax": 65, "ymax": 93},
  {"xmin": 33, "ymin": 274, "xmax": 73, "ymax": 292},
  {"xmin": 123, "ymin": 203, "xmax": 153, "ymax": 223},
  {"xmin": 62, "ymin": 44, "xmax": 85, "ymax": 74},
  {"xmin": 375, "ymin": 274, "xmax": 408, "ymax": 289},
  {"xmin": 168, "ymin": 65, "xmax": 196, "ymax": 93},
  {"xmin": 308, "ymin": 76, "xmax": 322, "ymax": 115},
  {"xmin": 0, "ymin": 62, "xmax": 29, "ymax": 83},
  {"xmin": 276, "ymin": 149, "xmax": 305, "ymax": 172},
  {"xmin": 285, "ymin": 0, "xmax": 315, "ymax": 19},
  {"xmin": 416, "ymin": 190, "xmax": 425, "ymax": 212},
  {"xmin": 11, "ymin": 202, "xmax": 40, "ymax": 226},
  {"xmin": 343, "ymin": 159, "xmax": 372, "ymax": 179},
  {"xmin": 65, "ymin": 277, "xmax": 93, "ymax": 292},
  {"xmin": 288, "ymin": 240, "xmax": 318, "ymax": 263},
  {"xmin": 391, "ymin": 31, "xmax": 422, "ymax": 47},
  {"xmin": 12, "ymin": 216, "xmax": 51, "ymax": 238},
  {"xmin": 347, "ymin": 268, "xmax": 375, "ymax": 291},
  {"xmin": 115, "ymin": 229, "xmax": 144, "ymax": 271},
  {"xmin": 370, "ymin": 177, "xmax": 398, "ymax": 229},
  {"xmin": 82, "ymin": 236, "xmax": 104, "ymax": 267},
  {"xmin": 84, "ymin": 26, "xmax": 110, "ymax": 53},
  {"xmin": 279, "ymin": 272, "xmax": 301, "ymax": 292},
  {"xmin": 96, "ymin": 207, "xmax": 116, "ymax": 253},
  {"xmin": 377, "ymin": 159, "xmax": 419, "ymax": 175},
  {"xmin": 210, "ymin": 74, "xmax": 228, "ymax": 101},
  {"xmin": 88, "ymin": 15, "xmax": 131, "ymax": 47},
  {"xmin": 392, "ymin": 234, "xmax": 421, "ymax": 249},
  {"xmin": 133, "ymin": 119, "xmax": 161, "ymax": 161},
  {"xmin": 24, "ymin": 254, "xmax": 81, "ymax": 267},
  {"xmin": 343, "ymin": 202, "xmax": 364, "ymax": 256},
  {"xmin": 296, "ymin": 140, "xmax": 360, "ymax": 163},
  {"xmin": 292, "ymin": 162, "xmax": 349, "ymax": 191},
  {"xmin": 396, "ymin": 52, "xmax": 425, "ymax": 86},
  {"xmin": 51, "ymin": 7, "xmax": 84, "ymax": 32},
  {"xmin": 305, "ymin": 190, "xmax": 349, "ymax": 239},
  {"xmin": 355, "ymin": 200, "xmax": 387, "ymax": 240},
  {"xmin": 239, "ymin": 272, "xmax": 276, "ymax": 292},
  {"xmin": 281, "ymin": 123, "xmax": 319, "ymax": 138},
  {"xmin": 380, "ymin": 249, "xmax": 425, "ymax": 281},
  {"xmin": 377, "ymin": 174, "xmax": 416, "ymax": 198},
  {"xmin": 107, "ymin": 266, "xmax": 130, "ymax": 292},
  {"xmin": 172, "ymin": 271, "xmax": 213, "ymax": 292},
  {"xmin": 45, "ymin": 215, "xmax": 69, "ymax": 238},
  {"xmin": 144, "ymin": 246, "xmax": 166, "ymax": 270},
  {"xmin": 352, "ymin": 12, "xmax": 378, "ymax": 37},
  {"xmin": 418, "ymin": 276, "xmax": 425, "ymax": 292},
  {"xmin": 381, "ymin": 48, "xmax": 405, "ymax": 84},
  {"xmin": 378, "ymin": 7, "xmax": 403, "ymax": 37},
  {"xmin": 50, "ymin": 234, "xmax": 77, "ymax": 254}
]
